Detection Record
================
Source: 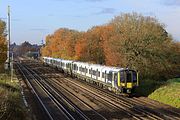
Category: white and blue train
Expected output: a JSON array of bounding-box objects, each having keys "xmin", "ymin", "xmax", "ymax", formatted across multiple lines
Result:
[{"xmin": 42, "ymin": 57, "xmax": 139, "ymax": 94}]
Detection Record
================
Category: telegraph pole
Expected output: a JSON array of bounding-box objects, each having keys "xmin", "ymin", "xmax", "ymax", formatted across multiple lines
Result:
[{"xmin": 7, "ymin": 5, "xmax": 11, "ymax": 70}]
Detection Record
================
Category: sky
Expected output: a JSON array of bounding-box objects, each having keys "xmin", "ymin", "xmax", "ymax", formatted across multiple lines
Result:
[{"xmin": 0, "ymin": 0, "xmax": 180, "ymax": 45}]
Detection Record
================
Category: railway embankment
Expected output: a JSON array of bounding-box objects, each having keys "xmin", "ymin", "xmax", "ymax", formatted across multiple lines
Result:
[
  {"xmin": 148, "ymin": 78, "xmax": 180, "ymax": 108},
  {"xmin": 0, "ymin": 73, "xmax": 27, "ymax": 120}
]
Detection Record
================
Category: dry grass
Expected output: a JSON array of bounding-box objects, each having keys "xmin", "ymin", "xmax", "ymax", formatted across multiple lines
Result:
[{"xmin": 0, "ymin": 74, "xmax": 27, "ymax": 120}]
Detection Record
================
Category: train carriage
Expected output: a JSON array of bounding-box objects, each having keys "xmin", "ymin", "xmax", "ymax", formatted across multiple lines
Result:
[
  {"xmin": 60, "ymin": 59, "xmax": 74, "ymax": 74},
  {"xmin": 42, "ymin": 56, "xmax": 139, "ymax": 94}
]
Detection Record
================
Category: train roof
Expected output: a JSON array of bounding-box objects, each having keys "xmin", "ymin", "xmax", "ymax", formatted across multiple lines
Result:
[
  {"xmin": 61, "ymin": 59, "xmax": 74, "ymax": 63},
  {"xmin": 43, "ymin": 56, "xmax": 130, "ymax": 71},
  {"xmin": 43, "ymin": 57, "xmax": 54, "ymax": 60}
]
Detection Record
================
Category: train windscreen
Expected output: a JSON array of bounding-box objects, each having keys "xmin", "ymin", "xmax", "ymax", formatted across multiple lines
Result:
[
  {"xmin": 121, "ymin": 70, "xmax": 137, "ymax": 83},
  {"xmin": 126, "ymin": 72, "xmax": 132, "ymax": 82},
  {"xmin": 132, "ymin": 71, "xmax": 137, "ymax": 82}
]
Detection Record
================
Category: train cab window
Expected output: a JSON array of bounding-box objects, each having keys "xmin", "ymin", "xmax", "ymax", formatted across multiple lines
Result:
[
  {"xmin": 132, "ymin": 71, "xmax": 137, "ymax": 82},
  {"xmin": 126, "ymin": 71, "xmax": 132, "ymax": 82},
  {"xmin": 120, "ymin": 71, "xmax": 125, "ymax": 82}
]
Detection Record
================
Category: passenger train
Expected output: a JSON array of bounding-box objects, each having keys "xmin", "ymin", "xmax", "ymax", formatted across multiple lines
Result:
[{"xmin": 42, "ymin": 57, "xmax": 139, "ymax": 94}]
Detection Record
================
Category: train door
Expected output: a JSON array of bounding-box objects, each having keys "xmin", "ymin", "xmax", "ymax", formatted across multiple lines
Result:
[
  {"xmin": 118, "ymin": 71, "xmax": 125, "ymax": 87},
  {"xmin": 108, "ymin": 71, "xmax": 113, "ymax": 85},
  {"xmin": 96, "ymin": 69, "xmax": 98, "ymax": 80},
  {"xmin": 126, "ymin": 70, "xmax": 133, "ymax": 89},
  {"xmin": 104, "ymin": 70, "xmax": 107, "ymax": 83}
]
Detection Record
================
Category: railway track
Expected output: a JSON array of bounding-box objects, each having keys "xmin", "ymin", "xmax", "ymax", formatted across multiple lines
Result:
[
  {"xmin": 72, "ymin": 78, "xmax": 180, "ymax": 120},
  {"xmin": 74, "ymin": 79, "xmax": 180, "ymax": 120},
  {"xmin": 16, "ymin": 62, "xmax": 90, "ymax": 120},
  {"xmin": 60, "ymin": 78, "xmax": 166, "ymax": 120},
  {"xmin": 16, "ymin": 60, "xmax": 180, "ymax": 120},
  {"xmin": 24, "ymin": 62, "xmax": 141, "ymax": 119},
  {"xmin": 23, "ymin": 63, "xmax": 106, "ymax": 120}
]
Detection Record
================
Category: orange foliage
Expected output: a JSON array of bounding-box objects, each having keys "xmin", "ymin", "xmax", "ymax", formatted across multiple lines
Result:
[{"xmin": 41, "ymin": 13, "xmax": 179, "ymax": 79}]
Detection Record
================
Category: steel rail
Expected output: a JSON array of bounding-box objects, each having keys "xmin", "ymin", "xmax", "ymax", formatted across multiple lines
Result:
[
  {"xmin": 16, "ymin": 63, "xmax": 54, "ymax": 120},
  {"xmin": 64, "ymin": 77, "xmax": 165, "ymax": 120},
  {"xmin": 23, "ymin": 64, "xmax": 90, "ymax": 120}
]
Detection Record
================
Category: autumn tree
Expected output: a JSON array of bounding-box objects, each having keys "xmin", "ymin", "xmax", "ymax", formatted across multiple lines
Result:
[
  {"xmin": 79, "ymin": 26, "xmax": 105, "ymax": 64},
  {"xmin": 0, "ymin": 19, "xmax": 7, "ymax": 70},
  {"xmin": 108, "ymin": 13, "xmax": 178, "ymax": 79},
  {"xmin": 41, "ymin": 13, "xmax": 179, "ymax": 80},
  {"xmin": 41, "ymin": 28, "xmax": 81, "ymax": 60},
  {"xmin": 41, "ymin": 35, "xmax": 53, "ymax": 57}
]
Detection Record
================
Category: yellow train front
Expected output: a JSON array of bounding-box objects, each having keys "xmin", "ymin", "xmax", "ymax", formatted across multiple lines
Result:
[{"xmin": 116, "ymin": 70, "xmax": 139, "ymax": 94}]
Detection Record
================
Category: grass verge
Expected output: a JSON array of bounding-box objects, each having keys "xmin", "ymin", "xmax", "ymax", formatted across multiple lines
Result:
[
  {"xmin": 148, "ymin": 78, "xmax": 180, "ymax": 108},
  {"xmin": 0, "ymin": 73, "xmax": 27, "ymax": 120}
]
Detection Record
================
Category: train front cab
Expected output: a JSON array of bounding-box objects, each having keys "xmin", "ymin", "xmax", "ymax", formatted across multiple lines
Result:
[{"xmin": 117, "ymin": 70, "xmax": 139, "ymax": 94}]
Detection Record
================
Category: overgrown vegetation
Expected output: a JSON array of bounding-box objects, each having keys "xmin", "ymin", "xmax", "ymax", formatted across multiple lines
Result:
[
  {"xmin": 134, "ymin": 79, "xmax": 165, "ymax": 96},
  {"xmin": 148, "ymin": 78, "xmax": 180, "ymax": 108},
  {"xmin": 41, "ymin": 13, "xmax": 180, "ymax": 81},
  {"xmin": 0, "ymin": 74, "xmax": 26, "ymax": 120}
]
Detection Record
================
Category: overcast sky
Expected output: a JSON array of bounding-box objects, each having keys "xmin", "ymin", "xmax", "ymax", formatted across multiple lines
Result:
[{"xmin": 0, "ymin": 0, "xmax": 180, "ymax": 45}]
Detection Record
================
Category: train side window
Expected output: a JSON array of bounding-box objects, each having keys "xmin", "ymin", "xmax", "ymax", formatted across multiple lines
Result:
[
  {"xmin": 98, "ymin": 71, "xmax": 100, "ymax": 77},
  {"xmin": 102, "ymin": 72, "xmax": 105, "ymax": 78},
  {"xmin": 106, "ymin": 74, "xmax": 108, "ymax": 79},
  {"xmin": 108, "ymin": 72, "xmax": 112, "ymax": 82},
  {"xmin": 93, "ymin": 70, "xmax": 96, "ymax": 75},
  {"xmin": 82, "ymin": 68, "xmax": 85, "ymax": 72},
  {"xmin": 73, "ymin": 65, "xmax": 75, "ymax": 70}
]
